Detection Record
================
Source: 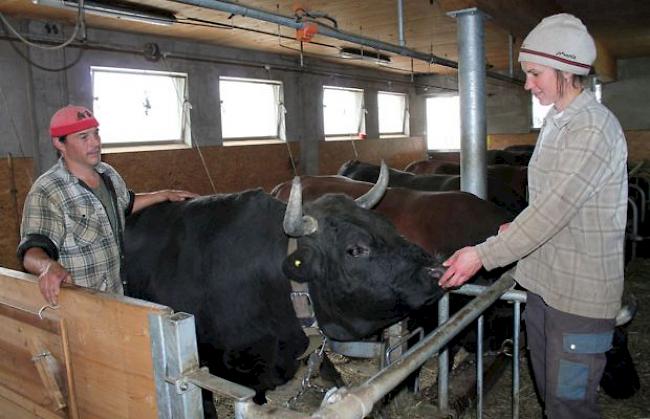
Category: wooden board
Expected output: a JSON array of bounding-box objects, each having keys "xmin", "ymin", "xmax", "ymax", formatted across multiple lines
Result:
[
  {"xmin": 102, "ymin": 142, "xmax": 302, "ymax": 195},
  {"xmin": 0, "ymin": 268, "xmax": 172, "ymax": 419},
  {"xmin": 0, "ymin": 156, "xmax": 33, "ymax": 270}
]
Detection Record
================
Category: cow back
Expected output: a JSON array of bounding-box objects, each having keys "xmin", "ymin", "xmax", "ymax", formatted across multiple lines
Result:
[{"xmin": 124, "ymin": 191, "xmax": 308, "ymax": 398}]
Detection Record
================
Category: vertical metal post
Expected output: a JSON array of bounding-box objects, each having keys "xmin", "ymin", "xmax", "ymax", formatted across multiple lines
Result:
[
  {"xmin": 438, "ymin": 293, "xmax": 450, "ymax": 412},
  {"xmin": 476, "ymin": 314, "xmax": 484, "ymax": 419},
  {"xmin": 508, "ymin": 33, "xmax": 515, "ymax": 78},
  {"xmin": 149, "ymin": 312, "xmax": 204, "ymax": 419},
  {"xmin": 397, "ymin": 0, "xmax": 405, "ymax": 47},
  {"xmin": 448, "ymin": 8, "xmax": 487, "ymax": 199},
  {"xmin": 513, "ymin": 301, "xmax": 521, "ymax": 419}
]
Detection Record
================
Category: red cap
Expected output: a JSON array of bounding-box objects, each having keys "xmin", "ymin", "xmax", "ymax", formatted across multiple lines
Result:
[{"xmin": 49, "ymin": 105, "xmax": 99, "ymax": 137}]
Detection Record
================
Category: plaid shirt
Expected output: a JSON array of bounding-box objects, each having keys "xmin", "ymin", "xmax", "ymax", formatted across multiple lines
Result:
[
  {"xmin": 476, "ymin": 91, "xmax": 628, "ymax": 319},
  {"xmin": 18, "ymin": 159, "xmax": 134, "ymax": 294}
]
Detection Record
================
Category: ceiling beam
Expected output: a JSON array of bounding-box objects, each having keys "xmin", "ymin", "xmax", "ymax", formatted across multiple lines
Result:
[
  {"xmin": 437, "ymin": 0, "xmax": 560, "ymax": 37},
  {"xmin": 438, "ymin": 0, "xmax": 617, "ymax": 81}
]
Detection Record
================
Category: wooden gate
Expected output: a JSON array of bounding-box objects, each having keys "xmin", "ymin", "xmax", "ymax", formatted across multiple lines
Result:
[{"xmin": 0, "ymin": 267, "xmax": 171, "ymax": 418}]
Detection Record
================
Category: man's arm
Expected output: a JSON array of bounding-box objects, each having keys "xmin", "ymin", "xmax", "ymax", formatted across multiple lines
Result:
[
  {"xmin": 22, "ymin": 247, "xmax": 71, "ymax": 305},
  {"xmin": 132, "ymin": 190, "xmax": 198, "ymax": 213}
]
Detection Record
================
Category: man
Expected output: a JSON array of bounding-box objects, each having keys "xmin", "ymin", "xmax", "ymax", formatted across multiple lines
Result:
[{"xmin": 17, "ymin": 105, "xmax": 197, "ymax": 305}]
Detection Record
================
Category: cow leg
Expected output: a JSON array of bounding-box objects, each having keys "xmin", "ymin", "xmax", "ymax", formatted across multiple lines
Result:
[
  {"xmin": 319, "ymin": 353, "xmax": 346, "ymax": 388},
  {"xmin": 202, "ymin": 390, "xmax": 218, "ymax": 419}
]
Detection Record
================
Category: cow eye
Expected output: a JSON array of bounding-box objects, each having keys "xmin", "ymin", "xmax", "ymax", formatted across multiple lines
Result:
[{"xmin": 347, "ymin": 243, "xmax": 370, "ymax": 258}]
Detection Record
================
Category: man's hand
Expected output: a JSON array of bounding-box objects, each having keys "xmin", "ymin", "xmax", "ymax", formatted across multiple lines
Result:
[
  {"xmin": 438, "ymin": 246, "xmax": 483, "ymax": 289},
  {"xmin": 161, "ymin": 189, "xmax": 199, "ymax": 202},
  {"xmin": 133, "ymin": 189, "xmax": 199, "ymax": 212},
  {"xmin": 38, "ymin": 261, "xmax": 72, "ymax": 305}
]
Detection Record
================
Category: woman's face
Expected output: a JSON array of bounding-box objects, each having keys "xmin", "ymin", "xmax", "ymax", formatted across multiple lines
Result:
[{"xmin": 522, "ymin": 61, "xmax": 560, "ymax": 106}]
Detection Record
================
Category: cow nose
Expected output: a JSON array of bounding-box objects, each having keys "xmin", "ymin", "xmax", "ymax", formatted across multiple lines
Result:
[{"xmin": 425, "ymin": 267, "xmax": 446, "ymax": 281}]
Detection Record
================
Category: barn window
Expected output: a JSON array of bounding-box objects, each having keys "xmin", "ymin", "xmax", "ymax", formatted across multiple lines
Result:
[
  {"xmin": 426, "ymin": 95, "xmax": 460, "ymax": 150},
  {"xmin": 378, "ymin": 91, "xmax": 408, "ymax": 136},
  {"xmin": 219, "ymin": 77, "xmax": 285, "ymax": 141},
  {"xmin": 531, "ymin": 95, "xmax": 552, "ymax": 129},
  {"xmin": 91, "ymin": 66, "xmax": 189, "ymax": 147},
  {"xmin": 532, "ymin": 78, "xmax": 602, "ymax": 129},
  {"xmin": 323, "ymin": 86, "xmax": 365, "ymax": 139}
]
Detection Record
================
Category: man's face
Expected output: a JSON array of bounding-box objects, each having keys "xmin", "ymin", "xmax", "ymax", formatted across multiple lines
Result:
[{"xmin": 55, "ymin": 127, "xmax": 102, "ymax": 169}]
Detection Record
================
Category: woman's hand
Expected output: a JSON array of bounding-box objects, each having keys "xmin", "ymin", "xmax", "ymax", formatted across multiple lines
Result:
[
  {"xmin": 498, "ymin": 222, "xmax": 511, "ymax": 234},
  {"xmin": 438, "ymin": 246, "xmax": 483, "ymax": 289}
]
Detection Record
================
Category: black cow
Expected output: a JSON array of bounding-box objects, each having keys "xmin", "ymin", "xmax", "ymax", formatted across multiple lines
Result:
[
  {"xmin": 420, "ymin": 149, "xmax": 533, "ymax": 166},
  {"xmin": 338, "ymin": 160, "xmax": 528, "ymax": 216},
  {"xmin": 124, "ymin": 166, "xmax": 446, "ymax": 407}
]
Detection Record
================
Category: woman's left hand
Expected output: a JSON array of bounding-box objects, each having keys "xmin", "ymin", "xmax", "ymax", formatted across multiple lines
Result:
[{"xmin": 438, "ymin": 246, "xmax": 483, "ymax": 289}]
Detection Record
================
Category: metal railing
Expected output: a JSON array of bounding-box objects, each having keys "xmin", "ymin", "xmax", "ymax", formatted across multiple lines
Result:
[
  {"xmin": 438, "ymin": 280, "xmax": 527, "ymax": 419},
  {"xmin": 233, "ymin": 274, "xmax": 517, "ymax": 418}
]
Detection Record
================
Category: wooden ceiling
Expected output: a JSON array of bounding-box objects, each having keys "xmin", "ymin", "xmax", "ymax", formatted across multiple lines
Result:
[{"xmin": 2, "ymin": 0, "xmax": 649, "ymax": 81}]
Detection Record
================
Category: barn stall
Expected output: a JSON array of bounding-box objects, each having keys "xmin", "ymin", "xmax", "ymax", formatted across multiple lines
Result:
[{"xmin": 0, "ymin": 0, "xmax": 649, "ymax": 417}]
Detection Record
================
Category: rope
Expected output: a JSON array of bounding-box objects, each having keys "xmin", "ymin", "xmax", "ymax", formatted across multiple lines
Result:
[
  {"xmin": 160, "ymin": 55, "xmax": 217, "ymax": 194},
  {"xmin": 350, "ymin": 139, "xmax": 359, "ymax": 159}
]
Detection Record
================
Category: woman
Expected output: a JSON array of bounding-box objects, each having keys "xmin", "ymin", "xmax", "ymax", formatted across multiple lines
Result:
[{"xmin": 438, "ymin": 14, "xmax": 628, "ymax": 419}]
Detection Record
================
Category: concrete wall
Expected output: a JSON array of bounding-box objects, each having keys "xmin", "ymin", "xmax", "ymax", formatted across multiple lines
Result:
[
  {"xmin": 0, "ymin": 16, "xmax": 421, "ymax": 176},
  {"xmin": 605, "ymin": 57, "xmax": 650, "ymax": 130}
]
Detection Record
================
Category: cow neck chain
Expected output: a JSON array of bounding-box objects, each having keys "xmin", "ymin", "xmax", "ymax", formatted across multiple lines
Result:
[
  {"xmin": 287, "ymin": 238, "xmax": 318, "ymax": 330},
  {"xmin": 285, "ymin": 338, "xmax": 330, "ymax": 408},
  {"xmin": 284, "ymin": 238, "xmax": 334, "ymax": 405}
]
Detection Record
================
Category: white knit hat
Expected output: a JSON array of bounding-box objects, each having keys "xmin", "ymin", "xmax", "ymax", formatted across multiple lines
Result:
[{"xmin": 518, "ymin": 13, "xmax": 596, "ymax": 75}]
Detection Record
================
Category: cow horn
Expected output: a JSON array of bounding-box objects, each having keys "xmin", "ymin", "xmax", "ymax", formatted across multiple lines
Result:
[
  {"xmin": 355, "ymin": 160, "xmax": 389, "ymax": 209},
  {"xmin": 283, "ymin": 177, "xmax": 319, "ymax": 237}
]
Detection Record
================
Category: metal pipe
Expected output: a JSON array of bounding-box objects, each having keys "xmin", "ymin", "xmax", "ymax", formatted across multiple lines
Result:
[
  {"xmin": 311, "ymin": 275, "xmax": 516, "ymax": 419},
  {"xmin": 170, "ymin": 0, "xmax": 456, "ymax": 67},
  {"xmin": 438, "ymin": 293, "xmax": 450, "ymax": 413},
  {"xmin": 169, "ymin": 0, "xmax": 522, "ymax": 84},
  {"xmin": 449, "ymin": 8, "xmax": 487, "ymax": 199},
  {"xmin": 508, "ymin": 33, "xmax": 514, "ymax": 78},
  {"xmin": 513, "ymin": 301, "xmax": 521, "ymax": 419},
  {"xmin": 453, "ymin": 283, "xmax": 527, "ymax": 303},
  {"xmin": 629, "ymin": 183, "xmax": 646, "ymax": 222},
  {"xmin": 628, "ymin": 197, "xmax": 639, "ymax": 259},
  {"xmin": 476, "ymin": 315, "xmax": 483, "ymax": 419},
  {"xmin": 397, "ymin": 0, "xmax": 405, "ymax": 47},
  {"xmin": 628, "ymin": 161, "xmax": 645, "ymax": 176},
  {"xmin": 235, "ymin": 399, "xmax": 307, "ymax": 418}
]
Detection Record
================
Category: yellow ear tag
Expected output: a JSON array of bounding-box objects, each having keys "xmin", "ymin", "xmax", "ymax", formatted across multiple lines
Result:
[{"xmin": 294, "ymin": 259, "xmax": 302, "ymax": 267}]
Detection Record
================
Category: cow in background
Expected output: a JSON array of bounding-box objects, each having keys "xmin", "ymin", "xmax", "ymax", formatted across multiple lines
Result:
[{"xmin": 338, "ymin": 160, "xmax": 527, "ymax": 217}]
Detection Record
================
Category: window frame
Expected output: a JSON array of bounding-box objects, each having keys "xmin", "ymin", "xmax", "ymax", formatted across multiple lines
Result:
[
  {"xmin": 219, "ymin": 76, "xmax": 286, "ymax": 142},
  {"xmin": 377, "ymin": 91, "xmax": 408, "ymax": 137},
  {"xmin": 90, "ymin": 66, "xmax": 190, "ymax": 148},
  {"xmin": 323, "ymin": 85, "xmax": 366, "ymax": 140}
]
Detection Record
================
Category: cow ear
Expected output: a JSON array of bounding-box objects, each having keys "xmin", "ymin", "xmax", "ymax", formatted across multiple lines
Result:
[{"xmin": 283, "ymin": 248, "xmax": 315, "ymax": 283}]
